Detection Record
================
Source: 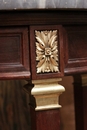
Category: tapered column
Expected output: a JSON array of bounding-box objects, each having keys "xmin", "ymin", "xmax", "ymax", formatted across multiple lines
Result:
[
  {"xmin": 28, "ymin": 78, "xmax": 65, "ymax": 130},
  {"xmin": 29, "ymin": 25, "xmax": 65, "ymax": 130}
]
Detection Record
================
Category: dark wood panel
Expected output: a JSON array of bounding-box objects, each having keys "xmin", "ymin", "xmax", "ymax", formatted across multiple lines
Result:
[
  {"xmin": 0, "ymin": 9, "xmax": 87, "ymax": 26},
  {"xmin": 68, "ymin": 26, "xmax": 87, "ymax": 59},
  {"xmin": 0, "ymin": 27, "xmax": 30, "ymax": 79},
  {"xmin": 0, "ymin": 35, "xmax": 20, "ymax": 63},
  {"xmin": 64, "ymin": 25, "xmax": 87, "ymax": 75}
]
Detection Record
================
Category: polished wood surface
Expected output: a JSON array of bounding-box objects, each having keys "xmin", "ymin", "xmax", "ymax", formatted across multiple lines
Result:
[
  {"xmin": 64, "ymin": 26, "xmax": 87, "ymax": 75},
  {"xmin": 0, "ymin": 9, "xmax": 87, "ymax": 130},
  {"xmin": 0, "ymin": 26, "xmax": 30, "ymax": 79},
  {"xmin": 30, "ymin": 107, "xmax": 60, "ymax": 130}
]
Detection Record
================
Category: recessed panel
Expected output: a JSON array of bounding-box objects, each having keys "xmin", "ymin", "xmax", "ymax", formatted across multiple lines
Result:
[
  {"xmin": 68, "ymin": 26, "xmax": 87, "ymax": 59},
  {"xmin": 0, "ymin": 27, "xmax": 30, "ymax": 79},
  {"xmin": 64, "ymin": 25, "xmax": 87, "ymax": 74},
  {"xmin": 0, "ymin": 35, "xmax": 21, "ymax": 63}
]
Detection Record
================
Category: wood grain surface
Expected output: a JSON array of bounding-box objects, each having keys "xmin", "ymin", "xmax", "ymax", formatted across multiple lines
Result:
[{"xmin": 0, "ymin": 80, "xmax": 30, "ymax": 130}]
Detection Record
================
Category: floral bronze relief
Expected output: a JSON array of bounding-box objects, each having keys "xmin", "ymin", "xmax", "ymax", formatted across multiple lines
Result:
[{"xmin": 35, "ymin": 30, "xmax": 59, "ymax": 73}]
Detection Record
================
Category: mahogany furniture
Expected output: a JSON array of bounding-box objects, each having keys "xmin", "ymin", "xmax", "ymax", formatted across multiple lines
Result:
[{"xmin": 0, "ymin": 9, "xmax": 87, "ymax": 130}]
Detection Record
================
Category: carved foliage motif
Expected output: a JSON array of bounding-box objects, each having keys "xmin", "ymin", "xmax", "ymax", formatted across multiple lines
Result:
[{"xmin": 35, "ymin": 30, "xmax": 59, "ymax": 73}]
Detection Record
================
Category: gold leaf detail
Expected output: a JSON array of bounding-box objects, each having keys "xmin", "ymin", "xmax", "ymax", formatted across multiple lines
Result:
[{"xmin": 35, "ymin": 30, "xmax": 59, "ymax": 73}]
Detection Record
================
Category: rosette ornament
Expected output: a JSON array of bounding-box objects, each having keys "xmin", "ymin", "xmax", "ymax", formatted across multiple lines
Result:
[{"xmin": 35, "ymin": 30, "xmax": 59, "ymax": 73}]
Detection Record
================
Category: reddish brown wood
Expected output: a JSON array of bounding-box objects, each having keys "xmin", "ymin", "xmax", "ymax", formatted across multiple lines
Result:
[
  {"xmin": 36, "ymin": 109, "xmax": 60, "ymax": 130},
  {"xmin": 64, "ymin": 25, "xmax": 87, "ymax": 75},
  {"xmin": 0, "ymin": 27, "xmax": 30, "ymax": 79},
  {"xmin": 30, "ymin": 107, "xmax": 60, "ymax": 130}
]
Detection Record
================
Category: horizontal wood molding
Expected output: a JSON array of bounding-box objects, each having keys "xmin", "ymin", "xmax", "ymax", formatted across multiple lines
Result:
[{"xmin": 0, "ymin": 9, "xmax": 87, "ymax": 26}]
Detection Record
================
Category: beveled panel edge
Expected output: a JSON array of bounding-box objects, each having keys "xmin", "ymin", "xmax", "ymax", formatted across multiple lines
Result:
[{"xmin": 0, "ymin": 71, "xmax": 31, "ymax": 80}]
